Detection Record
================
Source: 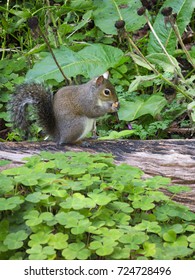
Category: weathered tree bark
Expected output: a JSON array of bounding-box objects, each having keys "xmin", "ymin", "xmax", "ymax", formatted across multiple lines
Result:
[{"xmin": 0, "ymin": 139, "xmax": 195, "ymax": 211}]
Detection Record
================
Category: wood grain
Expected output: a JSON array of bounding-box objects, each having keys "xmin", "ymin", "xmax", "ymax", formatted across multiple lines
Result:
[{"xmin": 0, "ymin": 139, "xmax": 195, "ymax": 211}]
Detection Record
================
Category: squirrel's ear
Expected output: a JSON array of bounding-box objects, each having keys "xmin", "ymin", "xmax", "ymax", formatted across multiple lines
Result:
[
  {"xmin": 95, "ymin": 75, "xmax": 104, "ymax": 87},
  {"xmin": 95, "ymin": 71, "xmax": 109, "ymax": 87}
]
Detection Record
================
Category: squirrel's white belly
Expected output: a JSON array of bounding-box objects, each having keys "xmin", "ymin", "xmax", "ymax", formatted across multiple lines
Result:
[{"xmin": 76, "ymin": 118, "xmax": 95, "ymax": 141}]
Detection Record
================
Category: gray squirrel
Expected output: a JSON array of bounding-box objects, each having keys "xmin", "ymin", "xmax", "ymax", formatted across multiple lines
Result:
[{"xmin": 9, "ymin": 72, "xmax": 119, "ymax": 145}]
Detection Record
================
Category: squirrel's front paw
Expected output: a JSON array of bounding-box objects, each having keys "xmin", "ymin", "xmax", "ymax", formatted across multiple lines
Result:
[{"xmin": 111, "ymin": 101, "xmax": 120, "ymax": 111}]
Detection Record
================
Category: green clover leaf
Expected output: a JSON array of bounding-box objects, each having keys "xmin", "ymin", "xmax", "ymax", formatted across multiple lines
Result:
[{"xmin": 4, "ymin": 230, "xmax": 28, "ymax": 250}]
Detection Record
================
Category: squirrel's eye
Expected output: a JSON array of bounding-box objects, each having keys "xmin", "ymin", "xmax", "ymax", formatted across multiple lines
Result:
[{"xmin": 104, "ymin": 89, "xmax": 111, "ymax": 96}]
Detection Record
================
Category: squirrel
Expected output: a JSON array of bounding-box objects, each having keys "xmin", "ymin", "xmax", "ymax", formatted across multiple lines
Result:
[{"xmin": 9, "ymin": 72, "xmax": 119, "ymax": 145}]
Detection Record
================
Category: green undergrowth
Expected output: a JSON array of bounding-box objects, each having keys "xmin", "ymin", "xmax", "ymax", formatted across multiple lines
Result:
[{"xmin": 0, "ymin": 151, "xmax": 195, "ymax": 260}]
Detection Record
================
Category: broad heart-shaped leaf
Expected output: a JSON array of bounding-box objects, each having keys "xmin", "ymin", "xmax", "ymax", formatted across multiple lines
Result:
[
  {"xmin": 147, "ymin": 0, "xmax": 195, "ymax": 54},
  {"xmin": 25, "ymin": 44, "xmax": 123, "ymax": 82},
  {"xmin": 93, "ymin": 0, "xmax": 146, "ymax": 35},
  {"xmin": 118, "ymin": 94, "xmax": 167, "ymax": 121}
]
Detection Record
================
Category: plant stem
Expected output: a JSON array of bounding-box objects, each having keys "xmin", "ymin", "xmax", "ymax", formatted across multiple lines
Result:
[
  {"xmin": 124, "ymin": 32, "xmax": 193, "ymax": 101},
  {"xmin": 45, "ymin": 0, "xmax": 63, "ymax": 46},
  {"xmin": 125, "ymin": 33, "xmax": 159, "ymax": 74},
  {"xmin": 169, "ymin": 17, "xmax": 195, "ymax": 70},
  {"xmin": 113, "ymin": 0, "xmax": 123, "ymax": 20},
  {"xmin": 126, "ymin": 35, "xmax": 140, "ymax": 76},
  {"xmin": 159, "ymin": 74, "xmax": 193, "ymax": 101},
  {"xmin": 144, "ymin": 13, "xmax": 185, "ymax": 81},
  {"xmin": 1, "ymin": 0, "xmax": 10, "ymax": 60},
  {"xmin": 185, "ymin": 68, "xmax": 195, "ymax": 79},
  {"xmin": 37, "ymin": 25, "xmax": 68, "ymax": 83}
]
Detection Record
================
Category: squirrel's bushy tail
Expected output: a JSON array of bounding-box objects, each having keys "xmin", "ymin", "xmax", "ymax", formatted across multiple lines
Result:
[{"xmin": 9, "ymin": 83, "xmax": 56, "ymax": 137}]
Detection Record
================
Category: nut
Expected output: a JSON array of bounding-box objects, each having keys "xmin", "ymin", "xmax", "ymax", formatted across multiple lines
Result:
[{"xmin": 112, "ymin": 101, "xmax": 120, "ymax": 109}]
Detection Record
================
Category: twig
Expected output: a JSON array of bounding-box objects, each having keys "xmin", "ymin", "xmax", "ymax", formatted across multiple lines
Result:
[
  {"xmin": 168, "ymin": 16, "xmax": 195, "ymax": 70},
  {"xmin": 144, "ymin": 13, "xmax": 185, "ymax": 81},
  {"xmin": 37, "ymin": 25, "xmax": 68, "ymax": 83},
  {"xmin": 28, "ymin": 16, "xmax": 68, "ymax": 83}
]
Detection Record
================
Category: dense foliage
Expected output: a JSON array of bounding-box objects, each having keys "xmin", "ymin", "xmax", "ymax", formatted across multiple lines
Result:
[{"xmin": 0, "ymin": 0, "xmax": 194, "ymax": 140}]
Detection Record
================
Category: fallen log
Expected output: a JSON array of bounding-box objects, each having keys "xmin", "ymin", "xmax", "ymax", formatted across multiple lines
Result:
[{"xmin": 0, "ymin": 139, "xmax": 195, "ymax": 211}]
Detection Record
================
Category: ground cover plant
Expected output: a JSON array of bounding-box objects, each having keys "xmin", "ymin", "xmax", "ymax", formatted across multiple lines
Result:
[{"xmin": 0, "ymin": 152, "xmax": 195, "ymax": 260}]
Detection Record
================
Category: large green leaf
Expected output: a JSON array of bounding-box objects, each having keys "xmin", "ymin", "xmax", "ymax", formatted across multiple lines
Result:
[
  {"xmin": 128, "ymin": 74, "xmax": 159, "ymax": 92},
  {"xmin": 147, "ymin": 0, "xmax": 195, "ymax": 54},
  {"xmin": 93, "ymin": 0, "xmax": 146, "ymax": 35},
  {"xmin": 118, "ymin": 95, "xmax": 167, "ymax": 121},
  {"xmin": 146, "ymin": 53, "xmax": 181, "ymax": 73},
  {"xmin": 131, "ymin": 52, "xmax": 181, "ymax": 73},
  {"xmin": 25, "ymin": 44, "xmax": 123, "ymax": 82}
]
